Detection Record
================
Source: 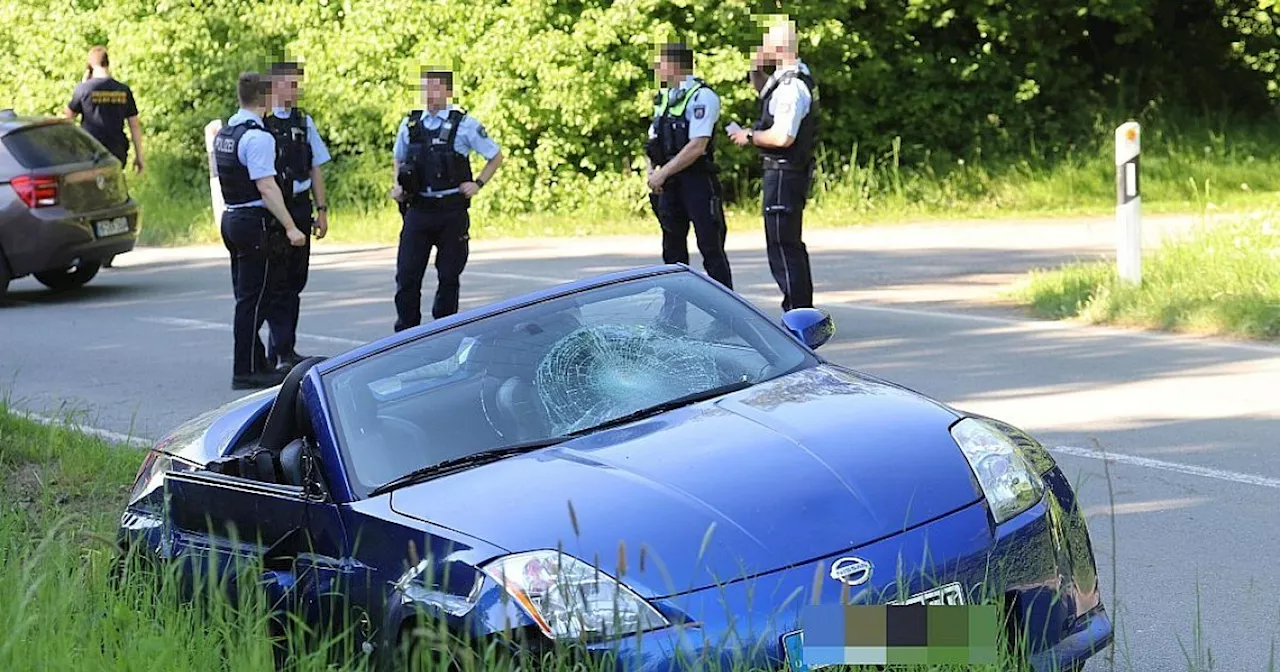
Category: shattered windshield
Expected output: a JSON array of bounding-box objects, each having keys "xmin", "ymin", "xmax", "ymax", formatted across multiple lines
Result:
[{"xmin": 323, "ymin": 272, "xmax": 818, "ymax": 495}]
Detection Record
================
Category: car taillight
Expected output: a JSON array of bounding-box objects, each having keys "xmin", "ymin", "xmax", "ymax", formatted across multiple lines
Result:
[{"xmin": 11, "ymin": 175, "xmax": 58, "ymax": 208}]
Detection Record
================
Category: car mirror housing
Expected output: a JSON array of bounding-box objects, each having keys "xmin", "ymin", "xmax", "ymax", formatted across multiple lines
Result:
[{"xmin": 781, "ymin": 308, "xmax": 835, "ymax": 350}]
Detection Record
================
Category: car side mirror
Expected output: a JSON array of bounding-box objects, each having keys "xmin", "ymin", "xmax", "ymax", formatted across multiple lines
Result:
[{"xmin": 781, "ymin": 308, "xmax": 836, "ymax": 350}]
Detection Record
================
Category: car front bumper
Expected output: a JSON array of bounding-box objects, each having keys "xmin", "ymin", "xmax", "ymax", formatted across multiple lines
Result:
[{"xmin": 394, "ymin": 472, "xmax": 1112, "ymax": 672}]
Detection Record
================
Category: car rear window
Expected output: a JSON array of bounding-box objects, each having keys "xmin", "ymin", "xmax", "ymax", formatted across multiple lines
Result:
[{"xmin": 1, "ymin": 124, "xmax": 103, "ymax": 169}]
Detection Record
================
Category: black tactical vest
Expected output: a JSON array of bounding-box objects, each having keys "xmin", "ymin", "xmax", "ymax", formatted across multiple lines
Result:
[
  {"xmin": 755, "ymin": 68, "xmax": 819, "ymax": 170},
  {"xmin": 400, "ymin": 109, "xmax": 474, "ymax": 195},
  {"xmin": 213, "ymin": 120, "xmax": 270, "ymax": 207},
  {"xmin": 263, "ymin": 108, "xmax": 314, "ymax": 194},
  {"xmin": 646, "ymin": 79, "xmax": 717, "ymax": 173}
]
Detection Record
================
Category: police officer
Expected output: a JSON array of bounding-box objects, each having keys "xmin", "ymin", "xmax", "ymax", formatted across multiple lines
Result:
[
  {"xmin": 213, "ymin": 72, "xmax": 307, "ymax": 390},
  {"xmin": 645, "ymin": 43, "xmax": 733, "ymax": 291},
  {"xmin": 731, "ymin": 19, "xmax": 818, "ymax": 311},
  {"xmin": 390, "ymin": 68, "xmax": 503, "ymax": 332},
  {"xmin": 264, "ymin": 61, "xmax": 332, "ymax": 372}
]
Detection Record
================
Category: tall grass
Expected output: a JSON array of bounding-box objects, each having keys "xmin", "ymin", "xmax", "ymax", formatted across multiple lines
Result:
[
  {"xmin": 1011, "ymin": 211, "xmax": 1280, "ymax": 339},
  {"xmin": 126, "ymin": 111, "xmax": 1280, "ymax": 246}
]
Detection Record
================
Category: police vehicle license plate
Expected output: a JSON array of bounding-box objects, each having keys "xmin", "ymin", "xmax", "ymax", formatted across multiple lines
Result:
[
  {"xmin": 779, "ymin": 583, "xmax": 967, "ymax": 671},
  {"xmin": 93, "ymin": 216, "xmax": 129, "ymax": 238}
]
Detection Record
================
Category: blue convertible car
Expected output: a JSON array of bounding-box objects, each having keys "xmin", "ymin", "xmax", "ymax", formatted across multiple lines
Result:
[{"xmin": 118, "ymin": 264, "xmax": 1112, "ymax": 671}]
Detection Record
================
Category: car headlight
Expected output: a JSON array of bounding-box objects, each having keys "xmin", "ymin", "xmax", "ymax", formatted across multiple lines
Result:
[
  {"xmin": 128, "ymin": 451, "xmax": 174, "ymax": 505},
  {"xmin": 950, "ymin": 418, "xmax": 1045, "ymax": 525},
  {"xmin": 481, "ymin": 550, "xmax": 670, "ymax": 642}
]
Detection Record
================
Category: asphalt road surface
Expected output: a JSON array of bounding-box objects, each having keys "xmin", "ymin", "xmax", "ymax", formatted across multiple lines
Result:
[{"xmin": 2, "ymin": 214, "xmax": 1276, "ymax": 672}]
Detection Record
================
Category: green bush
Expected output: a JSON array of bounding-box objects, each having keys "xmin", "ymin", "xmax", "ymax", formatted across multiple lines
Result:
[{"xmin": 4, "ymin": 0, "xmax": 1280, "ymax": 220}]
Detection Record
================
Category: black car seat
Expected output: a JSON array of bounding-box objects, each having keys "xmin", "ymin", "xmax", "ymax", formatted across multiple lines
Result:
[{"xmin": 244, "ymin": 356, "xmax": 325, "ymax": 485}]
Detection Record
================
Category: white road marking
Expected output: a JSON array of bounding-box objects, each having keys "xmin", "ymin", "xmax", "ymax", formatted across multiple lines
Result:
[
  {"xmin": 140, "ymin": 317, "xmax": 365, "ymax": 347},
  {"xmin": 1052, "ymin": 445, "xmax": 1280, "ymax": 490},
  {"xmin": 468, "ymin": 270, "xmax": 576, "ymax": 284},
  {"xmin": 23, "ymin": 412, "xmax": 152, "ymax": 448}
]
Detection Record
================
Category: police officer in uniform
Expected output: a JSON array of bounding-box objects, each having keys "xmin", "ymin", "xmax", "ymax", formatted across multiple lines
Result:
[
  {"xmin": 390, "ymin": 69, "xmax": 503, "ymax": 332},
  {"xmin": 645, "ymin": 42, "xmax": 733, "ymax": 291},
  {"xmin": 263, "ymin": 61, "xmax": 332, "ymax": 371},
  {"xmin": 731, "ymin": 19, "xmax": 818, "ymax": 311},
  {"xmin": 213, "ymin": 72, "xmax": 308, "ymax": 390}
]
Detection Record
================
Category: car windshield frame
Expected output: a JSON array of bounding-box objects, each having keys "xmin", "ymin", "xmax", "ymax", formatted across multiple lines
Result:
[{"xmin": 319, "ymin": 271, "xmax": 821, "ymax": 499}]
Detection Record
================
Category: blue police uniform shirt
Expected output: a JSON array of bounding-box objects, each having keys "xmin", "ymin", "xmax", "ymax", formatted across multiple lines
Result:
[
  {"xmin": 647, "ymin": 74, "xmax": 722, "ymax": 144},
  {"xmin": 763, "ymin": 60, "xmax": 813, "ymax": 139},
  {"xmin": 393, "ymin": 106, "xmax": 501, "ymax": 197},
  {"xmin": 271, "ymin": 107, "xmax": 332, "ymax": 195},
  {"xmin": 223, "ymin": 108, "xmax": 278, "ymax": 209}
]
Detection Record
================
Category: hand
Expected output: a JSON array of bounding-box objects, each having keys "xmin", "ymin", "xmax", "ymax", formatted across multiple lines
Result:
[
  {"xmin": 730, "ymin": 129, "xmax": 753, "ymax": 147},
  {"xmin": 647, "ymin": 168, "xmax": 667, "ymax": 193},
  {"xmin": 460, "ymin": 181, "xmax": 481, "ymax": 198},
  {"xmin": 287, "ymin": 227, "xmax": 307, "ymax": 247},
  {"xmin": 133, "ymin": 157, "xmax": 144, "ymax": 175},
  {"xmin": 314, "ymin": 211, "xmax": 329, "ymax": 240},
  {"xmin": 389, "ymin": 184, "xmax": 405, "ymax": 202}
]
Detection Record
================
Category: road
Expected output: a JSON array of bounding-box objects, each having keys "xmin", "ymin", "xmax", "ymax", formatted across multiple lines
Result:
[{"xmin": 2, "ymin": 214, "xmax": 1276, "ymax": 671}]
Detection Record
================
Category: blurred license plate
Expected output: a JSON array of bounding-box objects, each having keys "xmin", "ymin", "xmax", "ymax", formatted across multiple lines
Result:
[
  {"xmin": 780, "ymin": 583, "xmax": 967, "ymax": 670},
  {"xmin": 94, "ymin": 216, "xmax": 129, "ymax": 237}
]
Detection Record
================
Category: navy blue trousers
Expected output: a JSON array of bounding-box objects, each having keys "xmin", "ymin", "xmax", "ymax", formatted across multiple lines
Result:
[
  {"xmin": 220, "ymin": 208, "xmax": 290, "ymax": 376},
  {"xmin": 394, "ymin": 202, "xmax": 470, "ymax": 331},
  {"xmin": 266, "ymin": 193, "xmax": 314, "ymax": 362},
  {"xmin": 651, "ymin": 170, "xmax": 733, "ymax": 289},
  {"xmin": 762, "ymin": 167, "xmax": 814, "ymax": 311}
]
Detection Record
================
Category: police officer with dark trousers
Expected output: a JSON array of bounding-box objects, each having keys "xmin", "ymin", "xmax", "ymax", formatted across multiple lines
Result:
[
  {"xmin": 390, "ymin": 69, "xmax": 503, "ymax": 332},
  {"xmin": 214, "ymin": 72, "xmax": 308, "ymax": 390},
  {"xmin": 263, "ymin": 61, "xmax": 332, "ymax": 371},
  {"xmin": 731, "ymin": 19, "xmax": 818, "ymax": 311},
  {"xmin": 645, "ymin": 42, "xmax": 733, "ymax": 292}
]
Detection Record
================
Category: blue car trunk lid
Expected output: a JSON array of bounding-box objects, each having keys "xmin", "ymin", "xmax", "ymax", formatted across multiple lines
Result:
[{"xmin": 388, "ymin": 366, "xmax": 984, "ymax": 597}]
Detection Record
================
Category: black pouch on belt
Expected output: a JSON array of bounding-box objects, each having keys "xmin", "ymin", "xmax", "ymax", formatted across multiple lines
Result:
[{"xmin": 263, "ymin": 219, "xmax": 292, "ymax": 260}]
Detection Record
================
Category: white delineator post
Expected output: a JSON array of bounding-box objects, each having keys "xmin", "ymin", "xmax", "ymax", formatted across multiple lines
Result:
[
  {"xmin": 205, "ymin": 119, "xmax": 225, "ymax": 229},
  {"xmin": 1115, "ymin": 121, "xmax": 1142, "ymax": 286}
]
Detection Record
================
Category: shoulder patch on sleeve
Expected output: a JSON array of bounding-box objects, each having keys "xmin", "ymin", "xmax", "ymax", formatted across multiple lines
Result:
[
  {"xmin": 476, "ymin": 123, "xmax": 489, "ymax": 139},
  {"xmin": 693, "ymin": 105, "xmax": 706, "ymax": 120}
]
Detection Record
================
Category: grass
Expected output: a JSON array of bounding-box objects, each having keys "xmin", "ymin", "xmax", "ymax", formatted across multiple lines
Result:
[
  {"xmin": 127, "ymin": 113, "xmax": 1280, "ymax": 247},
  {"xmin": 0, "ymin": 403, "xmax": 1103, "ymax": 672},
  {"xmin": 1010, "ymin": 210, "xmax": 1280, "ymax": 340}
]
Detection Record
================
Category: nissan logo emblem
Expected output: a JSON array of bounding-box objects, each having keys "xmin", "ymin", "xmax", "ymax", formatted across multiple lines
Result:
[{"xmin": 830, "ymin": 557, "xmax": 873, "ymax": 586}]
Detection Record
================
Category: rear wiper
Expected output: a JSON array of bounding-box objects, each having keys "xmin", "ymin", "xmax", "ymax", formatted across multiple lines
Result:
[
  {"xmin": 368, "ymin": 435, "xmax": 572, "ymax": 497},
  {"xmin": 565, "ymin": 378, "xmax": 754, "ymax": 437}
]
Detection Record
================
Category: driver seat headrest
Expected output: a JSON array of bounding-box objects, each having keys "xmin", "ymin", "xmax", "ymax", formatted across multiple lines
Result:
[{"xmin": 260, "ymin": 356, "xmax": 327, "ymax": 452}]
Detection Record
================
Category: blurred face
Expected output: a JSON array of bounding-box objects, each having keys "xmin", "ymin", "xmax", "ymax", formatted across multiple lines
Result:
[
  {"xmin": 272, "ymin": 73, "xmax": 301, "ymax": 108},
  {"xmin": 654, "ymin": 55, "xmax": 682, "ymax": 86},
  {"xmin": 421, "ymin": 76, "xmax": 452, "ymax": 110}
]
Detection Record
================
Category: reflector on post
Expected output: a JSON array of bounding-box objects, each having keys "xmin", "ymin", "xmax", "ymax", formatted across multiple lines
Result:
[
  {"xmin": 205, "ymin": 119, "xmax": 225, "ymax": 229},
  {"xmin": 1115, "ymin": 121, "xmax": 1141, "ymax": 286}
]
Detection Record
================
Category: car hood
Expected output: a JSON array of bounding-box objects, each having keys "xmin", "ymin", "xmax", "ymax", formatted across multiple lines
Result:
[{"xmin": 388, "ymin": 365, "xmax": 982, "ymax": 596}]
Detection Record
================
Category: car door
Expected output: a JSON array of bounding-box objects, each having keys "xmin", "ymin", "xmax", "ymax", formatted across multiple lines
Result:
[{"xmin": 160, "ymin": 457, "xmax": 350, "ymax": 640}]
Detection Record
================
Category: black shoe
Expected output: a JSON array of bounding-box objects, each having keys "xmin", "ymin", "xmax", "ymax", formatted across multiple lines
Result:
[
  {"xmin": 274, "ymin": 352, "xmax": 312, "ymax": 372},
  {"xmin": 232, "ymin": 370, "xmax": 288, "ymax": 390}
]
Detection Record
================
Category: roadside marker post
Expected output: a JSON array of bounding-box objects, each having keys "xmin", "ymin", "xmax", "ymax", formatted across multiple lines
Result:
[
  {"xmin": 205, "ymin": 119, "xmax": 225, "ymax": 230},
  {"xmin": 1115, "ymin": 121, "xmax": 1142, "ymax": 286}
]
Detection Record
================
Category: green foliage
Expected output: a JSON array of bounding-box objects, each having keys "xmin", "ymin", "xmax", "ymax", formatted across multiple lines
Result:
[
  {"xmin": 3, "ymin": 0, "xmax": 1280, "ymax": 220},
  {"xmin": 1012, "ymin": 213, "xmax": 1280, "ymax": 339}
]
